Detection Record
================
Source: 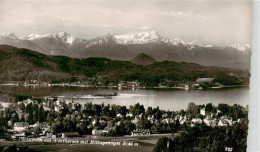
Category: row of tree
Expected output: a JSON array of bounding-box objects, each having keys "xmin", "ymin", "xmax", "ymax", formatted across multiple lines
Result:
[{"xmin": 154, "ymin": 120, "xmax": 248, "ymax": 152}]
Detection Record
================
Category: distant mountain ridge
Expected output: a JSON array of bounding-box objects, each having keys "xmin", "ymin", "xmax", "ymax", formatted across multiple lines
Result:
[
  {"xmin": 0, "ymin": 31, "xmax": 251, "ymax": 70},
  {"xmin": 0, "ymin": 45, "xmax": 249, "ymax": 87}
]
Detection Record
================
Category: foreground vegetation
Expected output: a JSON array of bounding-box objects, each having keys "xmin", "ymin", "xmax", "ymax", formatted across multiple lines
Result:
[{"xmin": 153, "ymin": 121, "xmax": 248, "ymax": 152}]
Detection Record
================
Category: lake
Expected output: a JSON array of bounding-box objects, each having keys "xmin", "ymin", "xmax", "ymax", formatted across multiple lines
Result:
[{"xmin": 0, "ymin": 86, "xmax": 249, "ymax": 111}]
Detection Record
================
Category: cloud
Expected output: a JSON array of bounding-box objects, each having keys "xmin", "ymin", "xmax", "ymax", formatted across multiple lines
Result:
[
  {"xmin": 160, "ymin": 11, "xmax": 190, "ymax": 17},
  {"xmin": 140, "ymin": 26, "xmax": 151, "ymax": 30},
  {"xmin": 160, "ymin": 11, "xmax": 213, "ymax": 20},
  {"xmin": 91, "ymin": 8, "xmax": 125, "ymax": 16},
  {"xmin": 0, "ymin": 0, "xmax": 251, "ymax": 45},
  {"xmin": 101, "ymin": 24, "xmax": 118, "ymax": 28},
  {"xmin": 61, "ymin": 17, "xmax": 80, "ymax": 21}
]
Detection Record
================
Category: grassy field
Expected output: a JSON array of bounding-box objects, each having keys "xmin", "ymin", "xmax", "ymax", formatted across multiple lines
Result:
[
  {"xmin": 29, "ymin": 143, "xmax": 153, "ymax": 152},
  {"xmin": 0, "ymin": 134, "xmax": 173, "ymax": 152}
]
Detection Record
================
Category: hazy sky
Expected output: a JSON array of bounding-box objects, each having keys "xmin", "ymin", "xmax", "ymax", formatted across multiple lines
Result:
[{"xmin": 0, "ymin": 0, "xmax": 252, "ymax": 45}]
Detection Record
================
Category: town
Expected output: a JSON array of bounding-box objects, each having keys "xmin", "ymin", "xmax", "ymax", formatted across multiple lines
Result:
[{"xmin": 0, "ymin": 95, "xmax": 248, "ymax": 151}]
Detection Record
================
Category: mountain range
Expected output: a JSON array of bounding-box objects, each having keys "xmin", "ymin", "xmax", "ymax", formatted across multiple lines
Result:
[{"xmin": 0, "ymin": 31, "xmax": 251, "ymax": 70}]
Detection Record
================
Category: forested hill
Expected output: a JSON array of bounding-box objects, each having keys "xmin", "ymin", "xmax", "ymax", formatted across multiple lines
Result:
[
  {"xmin": 0, "ymin": 45, "xmax": 249, "ymax": 87},
  {"xmin": 131, "ymin": 53, "xmax": 156, "ymax": 65}
]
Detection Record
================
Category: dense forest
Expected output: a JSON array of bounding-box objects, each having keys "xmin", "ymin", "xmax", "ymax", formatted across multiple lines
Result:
[{"xmin": 0, "ymin": 45, "xmax": 250, "ymax": 87}]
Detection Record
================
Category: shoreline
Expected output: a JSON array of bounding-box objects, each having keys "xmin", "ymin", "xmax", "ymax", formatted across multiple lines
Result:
[
  {"xmin": 210, "ymin": 84, "xmax": 249, "ymax": 89},
  {"xmin": 0, "ymin": 83, "xmax": 250, "ymax": 90}
]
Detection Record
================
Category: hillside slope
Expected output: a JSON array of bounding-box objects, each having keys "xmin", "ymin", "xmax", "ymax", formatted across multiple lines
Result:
[
  {"xmin": 0, "ymin": 45, "xmax": 249, "ymax": 87},
  {"xmin": 131, "ymin": 53, "xmax": 156, "ymax": 65}
]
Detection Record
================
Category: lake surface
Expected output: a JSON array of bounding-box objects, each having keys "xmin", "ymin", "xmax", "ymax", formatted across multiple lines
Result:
[{"xmin": 0, "ymin": 86, "xmax": 249, "ymax": 111}]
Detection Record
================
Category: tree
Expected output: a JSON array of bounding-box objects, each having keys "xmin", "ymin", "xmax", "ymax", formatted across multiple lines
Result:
[
  {"xmin": 74, "ymin": 103, "xmax": 82, "ymax": 111},
  {"xmin": 119, "ymin": 106, "xmax": 127, "ymax": 116},
  {"xmin": 145, "ymin": 107, "xmax": 153, "ymax": 117},
  {"xmin": 77, "ymin": 120, "xmax": 90, "ymax": 135},
  {"xmin": 175, "ymin": 119, "xmax": 180, "ymax": 131},
  {"xmin": 0, "ymin": 113, "xmax": 7, "ymax": 137},
  {"xmin": 102, "ymin": 105, "xmax": 110, "ymax": 116},
  {"xmin": 205, "ymin": 103, "xmax": 213, "ymax": 113},
  {"xmin": 33, "ymin": 126, "xmax": 42, "ymax": 137},
  {"xmin": 217, "ymin": 104, "xmax": 229, "ymax": 115},
  {"xmin": 153, "ymin": 137, "xmax": 173, "ymax": 152},
  {"xmin": 13, "ymin": 112, "xmax": 19, "ymax": 122},
  {"xmin": 230, "ymin": 104, "xmax": 245, "ymax": 120},
  {"xmin": 14, "ymin": 95, "xmax": 31, "ymax": 102},
  {"xmin": 187, "ymin": 102, "xmax": 198, "ymax": 115},
  {"xmin": 109, "ymin": 107, "xmax": 116, "ymax": 117},
  {"xmin": 137, "ymin": 119, "xmax": 151, "ymax": 129},
  {"xmin": 92, "ymin": 104, "xmax": 102, "ymax": 116},
  {"xmin": 116, "ymin": 122, "xmax": 127, "ymax": 136},
  {"xmin": 0, "ymin": 103, "xmax": 3, "ymax": 110},
  {"xmin": 38, "ymin": 105, "xmax": 46, "ymax": 122},
  {"xmin": 132, "ymin": 103, "xmax": 145, "ymax": 116},
  {"xmin": 124, "ymin": 120, "xmax": 136, "ymax": 134},
  {"xmin": 51, "ymin": 122, "xmax": 63, "ymax": 134},
  {"xmin": 154, "ymin": 107, "xmax": 162, "ymax": 119}
]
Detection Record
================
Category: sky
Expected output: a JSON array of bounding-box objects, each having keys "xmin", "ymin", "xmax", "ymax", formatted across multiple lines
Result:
[{"xmin": 0, "ymin": 0, "xmax": 253, "ymax": 45}]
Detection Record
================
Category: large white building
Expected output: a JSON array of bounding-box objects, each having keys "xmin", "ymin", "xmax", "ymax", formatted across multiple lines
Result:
[
  {"xmin": 191, "ymin": 118, "xmax": 203, "ymax": 124},
  {"xmin": 92, "ymin": 129, "xmax": 108, "ymax": 135},
  {"xmin": 200, "ymin": 108, "xmax": 206, "ymax": 116},
  {"xmin": 203, "ymin": 117, "xmax": 217, "ymax": 127},
  {"xmin": 131, "ymin": 129, "xmax": 150, "ymax": 136},
  {"xmin": 14, "ymin": 122, "xmax": 29, "ymax": 132}
]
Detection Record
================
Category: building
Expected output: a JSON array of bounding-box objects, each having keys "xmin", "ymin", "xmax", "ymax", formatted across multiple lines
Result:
[
  {"xmin": 200, "ymin": 108, "xmax": 206, "ymax": 116},
  {"xmin": 218, "ymin": 119, "xmax": 229, "ymax": 127},
  {"xmin": 37, "ymin": 122, "xmax": 50, "ymax": 134},
  {"xmin": 30, "ymin": 80, "xmax": 38, "ymax": 84},
  {"xmin": 180, "ymin": 118, "xmax": 187, "ymax": 125},
  {"xmin": 131, "ymin": 117, "xmax": 139, "ymax": 124},
  {"xmin": 126, "ymin": 81, "xmax": 140, "ymax": 88},
  {"xmin": 131, "ymin": 129, "xmax": 150, "ymax": 136},
  {"xmin": 203, "ymin": 118, "xmax": 217, "ymax": 127},
  {"xmin": 116, "ymin": 113, "xmax": 123, "ymax": 118},
  {"xmin": 99, "ymin": 120, "xmax": 106, "ymax": 125},
  {"xmin": 61, "ymin": 132, "xmax": 79, "ymax": 138},
  {"xmin": 92, "ymin": 119, "xmax": 97, "ymax": 125},
  {"xmin": 191, "ymin": 118, "xmax": 203, "ymax": 124},
  {"xmin": 14, "ymin": 122, "xmax": 29, "ymax": 132},
  {"xmin": 217, "ymin": 110, "xmax": 221, "ymax": 115},
  {"xmin": 126, "ymin": 113, "xmax": 133, "ymax": 117},
  {"xmin": 92, "ymin": 129, "xmax": 108, "ymax": 135},
  {"xmin": 18, "ymin": 99, "xmax": 34, "ymax": 106},
  {"xmin": 11, "ymin": 132, "xmax": 27, "ymax": 140},
  {"xmin": 196, "ymin": 78, "xmax": 214, "ymax": 83},
  {"xmin": 219, "ymin": 116, "xmax": 233, "ymax": 126},
  {"xmin": 192, "ymin": 84, "xmax": 200, "ymax": 87},
  {"xmin": 161, "ymin": 118, "xmax": 174, "ymax": 124}
]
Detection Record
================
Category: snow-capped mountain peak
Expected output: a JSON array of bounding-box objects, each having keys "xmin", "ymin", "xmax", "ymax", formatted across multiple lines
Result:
[
  {"xmin": 57, "ymin": 32, "xmax": 75, "ymax": 46},
  {"xmin": 171, "ymin": 38, "xmax": 198, "ymax": 47},
  {"xmin": 20, "ymin": 34, "xmax": 43, "ymax": 40},
  {"xmin": 0, "ymin": 32, "xmax": 18, "ymax": 39},
  {"xmin": 113, "ymin": 31, "xmax": 169, "ymax": 45},
  {"xmin": 229, "ymin": 43, "xmax": 251, "ymax": 52},
  {"xmin": 1, "ymin": 31, "xmax": 251, "ymax": 54},
  {"xmin": 21, "ymin": 32, "xmax": 75, "ymax": 46}
]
